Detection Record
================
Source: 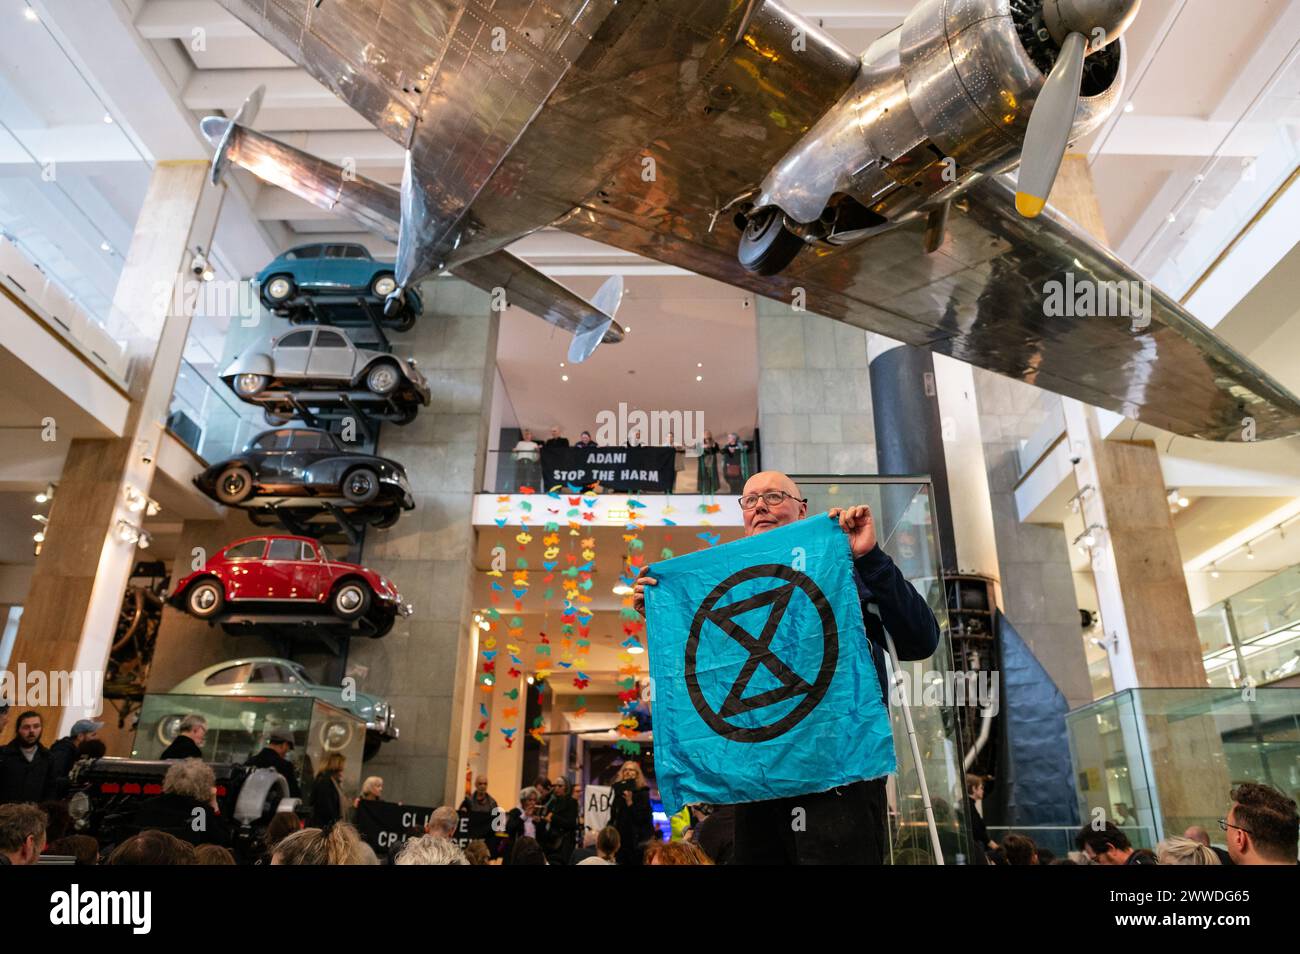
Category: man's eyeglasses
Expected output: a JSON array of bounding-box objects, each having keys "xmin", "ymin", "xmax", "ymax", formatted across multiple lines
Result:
[
  {"xmin": 1219, "ymin": 818, "xmax": 1252, "ymax": 835},
  {"xmin": 738, "ymin": 491, "xmax": 807, "ymax": 511}
]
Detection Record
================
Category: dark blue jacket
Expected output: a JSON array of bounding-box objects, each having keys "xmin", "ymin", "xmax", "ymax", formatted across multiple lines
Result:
[{"xmin": 853, "ymin": 546, "xmax": 942, "ymax": 704}]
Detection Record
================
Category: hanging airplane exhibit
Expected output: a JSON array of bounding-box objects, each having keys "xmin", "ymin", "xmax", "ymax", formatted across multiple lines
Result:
[{"xmin": 199, "ymin": 0, "xmax": 1300, "ymax": 441}]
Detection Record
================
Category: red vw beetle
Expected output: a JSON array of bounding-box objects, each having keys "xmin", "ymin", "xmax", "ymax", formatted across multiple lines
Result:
[{"xmin": 169, "ymin": 535, "xmax": 411, "ymax": 636}]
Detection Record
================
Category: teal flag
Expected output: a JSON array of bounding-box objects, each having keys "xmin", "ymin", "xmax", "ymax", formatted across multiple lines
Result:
[{"xmin": 645, "ymin": 514, "xmax": 895, "ymax": 814}]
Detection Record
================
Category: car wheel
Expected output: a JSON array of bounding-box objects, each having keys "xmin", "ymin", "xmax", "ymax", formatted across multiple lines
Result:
[
  {"xmin": 233, "ymin": 373, "xmax": 269, "ymax": 397},
  {"xmin": 157, "ymin": 714, "xmax": 185, "ymax": 747},
  {"xmin": 737, "ymin": 207, "xmax": 805, "ymax": 276},
  {"xmin": 389, "ymin": 307, "xmax": 417, "ymax": 332},
  {"xmin": 214, "ymin": 465, "xmax": 254, "ymax": 505},
  {"xmin": 393, "ymin": 404, "xmax": 419, "ymax": 425},
  {"xmin": 371, "ymin": 507, "xmax": 401, "ymax": 530},
  {"xmin": 331, "ymin": 580, "xmax": 371, "ymax": 621},
  {"xmin": 369, "ymin": 614, "xmax": 395, "ymax": 638},
  {"xmin": 371, "ymin": 271, "xmax": 397, "ymax": 298},
  {"xmin": 264, "ymin": 274, "xmax": 296, "ymax": 303},
  {"xmin": 365, "ymin": 361, "xmax": 401, "ymax": 396},
  {"xmin": 186, "ymin": 579, "xmax": 225, "ymax": 619},
  {"xmin": 341, "ymin": 467, "xmax": 380, "ymax": 505}
]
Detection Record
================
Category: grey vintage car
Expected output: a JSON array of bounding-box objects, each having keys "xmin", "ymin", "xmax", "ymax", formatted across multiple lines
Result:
[{"xmin": 221, "ymin": 325, "xmax": 430, "ymax": 422}]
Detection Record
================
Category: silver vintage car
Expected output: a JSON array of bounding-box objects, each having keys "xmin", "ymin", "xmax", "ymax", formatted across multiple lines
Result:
[{"xmin": 221, "ymin": 325, "xmax": 431, "ymax": 423}]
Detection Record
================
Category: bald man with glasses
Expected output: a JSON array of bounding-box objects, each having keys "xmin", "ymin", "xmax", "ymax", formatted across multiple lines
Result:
[{"xmin": 634, "ymin": 470, "xmax": 941, "ymax": 864}]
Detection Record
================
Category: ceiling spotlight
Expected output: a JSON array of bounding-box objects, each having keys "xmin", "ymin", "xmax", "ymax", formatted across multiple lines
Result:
[
  {"xmin": 1167, "ymin": 212, "xmax": 1177, "ymax": 224},
  {"xmin": 623, "ymin": 326, "xmax": 631, "ymax": 333},
  {"xmin": 559, "ymin": 362, "xmax": 566, "ymax": 368},
  {"xmin": 33, "ymin": 531, "xmax": 45, "ymax": 543},
  {"xmin": 1123, "ymin": 102, "xmax": 1135, "ymax": 114},
  {"xmin": 561, "ymin": 374, "xmax": 569, "ymax": 382},
  {"xmin": 35, "ymin": 493, "xmax": 47, "ymax": 503},
  {"xmin": 526, "ymin": 675, "xmax": 535, "ymax": 685},
  {"xmin": 1178, "ymin": 496, "xmax": 1189, "ymax": 508},
  {"xmin": 1245, "ymin": 546, "xmax": 1255, "ymax": 560},
  {"xmin": 103, "ymin": 114, "xmax": 113, "ymax": 124},
  {"xmin": 1210, "ymin": 564, "xmax": 1220, "ymax": 579},
  {"xmin": 695, "ymin": 375, "xmax": 703, "ymax": 382},
  {"xmin": 697, "ymin": 362, "xmax": 703, "ymax": 368},
  {"xmin": 24, "ymin": 8, "xmax": 39, "ymax": 22}
]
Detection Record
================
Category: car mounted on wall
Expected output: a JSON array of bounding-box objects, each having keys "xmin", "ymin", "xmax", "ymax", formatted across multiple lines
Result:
[
  {"xmin": 194, "ymin": 426, "xmax": 414, "ymax": 528},
  {"xmin": 169, "ymin": 534, "xmax": 412, "ymax": 637},
  {"xmin": 165, "ymin": 657, "xmax": 399, "ymax": 759},
  {"xmin": 256, "ymin": 243, "xmax": 422, "ymax": 330},
  {"xmin": 221, "ymin": 325, "xmax": 430, "ymax": 425}
]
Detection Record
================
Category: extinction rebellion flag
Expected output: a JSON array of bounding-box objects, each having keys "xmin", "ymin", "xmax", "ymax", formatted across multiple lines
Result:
[{"xmin": 645, "ymin": 514, "xmax": 896, "ymax": 813}]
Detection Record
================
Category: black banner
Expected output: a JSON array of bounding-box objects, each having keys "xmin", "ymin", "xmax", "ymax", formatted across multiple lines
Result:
[
  {"xmin": 354, "ymin": 800, "xmax": 432, "ymax": 855},
  {"xmin": 540, "ymin": 445, "xmax": 676, "ymax": 493}
]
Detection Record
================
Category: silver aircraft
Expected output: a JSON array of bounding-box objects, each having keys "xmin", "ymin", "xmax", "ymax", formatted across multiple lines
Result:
[{"xmin": 201, "ymin": 0, "xmax": 1300, "ymax": 441}]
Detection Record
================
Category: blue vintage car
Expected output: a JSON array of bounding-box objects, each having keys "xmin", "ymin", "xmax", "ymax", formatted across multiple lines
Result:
[{"xmin": 255, "ymin": 242, "xmax": 421, "ymax": 323}]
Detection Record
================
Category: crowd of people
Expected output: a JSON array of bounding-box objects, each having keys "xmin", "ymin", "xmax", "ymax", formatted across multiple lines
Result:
[{"xmin": 509, "ymin": 426, "xmax": 752, "ymax": 494}]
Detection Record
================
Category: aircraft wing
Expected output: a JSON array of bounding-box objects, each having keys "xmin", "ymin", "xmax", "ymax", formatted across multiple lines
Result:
[{"xmin": 552, "ymin": 175, "xmax": 1300, "ymax": 441}]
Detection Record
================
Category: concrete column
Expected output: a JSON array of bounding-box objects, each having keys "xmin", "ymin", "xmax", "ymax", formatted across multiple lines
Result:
[
  {"xmin": 485, "ymin": 671, "xmax": 526, "ymax": 811},
  {"xmin": 8, "ymin": 162, "xmax": 221, "ymax": 734},
  {"xmin": 358, "ymin": 278, "xmax": 499, "ymax": 807},
  {"xmin": 755, "ymin": 299, "xmax": 875, "ymax": 476}
]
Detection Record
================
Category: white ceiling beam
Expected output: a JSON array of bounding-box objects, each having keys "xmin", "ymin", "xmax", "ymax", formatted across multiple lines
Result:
[
  {"xmin": 1094, "ymin": 116, "xmax": 1283, "ymax": 158},
  {"xmin": 134, "ymin": 0, "xmax": 251, "ymax": 39},
  {"xmin": 181, "ymin": 68, "xmax": 340, "ymax": 110}
]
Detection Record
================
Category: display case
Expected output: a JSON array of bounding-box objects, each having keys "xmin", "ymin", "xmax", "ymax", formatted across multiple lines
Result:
[
  {"xmin": 1066, "ymin": 687, "xmax": 1300, "ymax": 846},
  {"xmin": 133, "ymin": 692, "xmax": 365, "ymax": 809}
]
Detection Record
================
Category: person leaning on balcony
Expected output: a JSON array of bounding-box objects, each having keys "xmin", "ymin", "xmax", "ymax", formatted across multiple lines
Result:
[
  {"xmin": 1222, "ymin": 782, "xmax": 1298, "ymax": 865},
  {"xmin": 159, "ymin": 714, "xmax": 207, "ymax": 760},
  {"xmin": 695, "ymin": 430, "xmax": 720, "ymax": 495}
]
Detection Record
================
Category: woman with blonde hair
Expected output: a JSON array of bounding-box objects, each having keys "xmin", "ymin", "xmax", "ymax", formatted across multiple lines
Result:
[
  {"xmin": 309, "ymin": 752, "xmax": 347, "ymax": 828},
  {"xmin": 360, "ymin": 776, "xmax": 384, "ymax": 801},
  {"xmin": 1156, "ymin": 835, "xmax": 1221, "ymax": 865},
  {"xmin": 271, "ymin": 822, "xmax": 372, "ymax": 865},
  {"xmin": 610, "ymin": 761, "xmax": 655, "ymax": 866}
]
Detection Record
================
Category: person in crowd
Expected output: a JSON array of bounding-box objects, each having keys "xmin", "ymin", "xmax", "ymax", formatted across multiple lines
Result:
[
  {"xmin": 577, "ymin": 826, "xmax": 621, "ymax": 865},
  {"xmin": 459, "ymin": 774, "xmax": 499, "ymax": 845},
  {"xmin": 694, "ymin": 803, "xmax": 735, "ymax": 865},
  {"xmin": 720, "ymin": 432, "xmax": 750, "ymax": 492},
  {"xmin": 194, "ymin": 843, "xmax": 236, "ymax": 865},
  {"xmin": 965, "ymin": 774, "xmax": 997, "ymax": 855},
  {"xmin": 159, "ymin": 714, "xmax": 207, "ymax": 760},
  {"xmin": 634, "ymin": 472, "xmax": 942, "ymax": 864},
  {"xmin": 309, "ymin": 752, "xmax": 346, "ymax": 828},
  {"xmin": 645, "ymin": 840, "xmax": 714, "ymax": 865},
  {"xmin": 463, "ymin": 839, "xmax": 491, "ymax": 865},
  {"xmin": 359, "ymin": 776, "xmax": 384, "ymax": 802},
  {"xmin": 47, "ymin": 834, "xmax": 99, "ymax": 865},
  {"xmin": 1183, "ymin": 824, "xmax": 1232, "ymax": 865},
  {"xmin": 396, "ymin": 834, "xmax": 470, "ymax": 865},
  {"xmin": 260, "ymin": 809, "xmax": 303, "ymax": 864},
  {"xmin": 511, "ymin": 429, "xmax": 542, "ymax": 489},
  {"xmin": 574, "ymin": 430, "xmax": 597, "ymax": 448},
  {"xmin": 609, "ymin": 761, "xmax": 655, "ymax": 866},
  {"xmin": 534, "ymin": 775, "xmax": 554, "ymax": 807},
  {"xmin": 48, "ymin": 718, "xmax": 103, "ymax": 796},
  {"xmin": 570, "ymin": 829, "xmax": 600, "ymax": 865},
  {"xmin": 0, "ymin": 704, "xmax": 8, "ymax": 739},
  {"xmin": 106, "ymin": 830, "xmax": 197, "ymax": 865},
  {"xmin": 1036, "ymin": 847, "xmax": 1057, "ymax": 865},
  {"xmin": 0, "ymin": 803, "xmax": 46, "ymax": 865},
  {"xmin": 543, "ymin": 426, "xmax": 569, "ymax": 448},
  {"xmin": 248, "ymin": 727, "xmax": 300, "ymax": 798},
  {"xmin": 1157, "ymin": 835, "xmax": 1220, "ymax": 865},
  {"xmin": 1002, "ymin": 833, "xmax": 1038, "ymax": 865},
  {"xmin": 77, "ymin": 738, "xmax": 107, "ymax": 760},
  {"xmin": 39, "ymin": 800, "xmax": 71, "ymax": 843},
  {"xmin": 0, "ymin": 711, "xmax": 54, "ymax": 804},
  {"xmin": 696, "ymin": 430, "xmax": 720, "ymax": 496},
  {"xmin": 1075, "ymin": 821, "xmax": 1157, "ymax": 865},
  {"xmin": 1222, "ymin": 782, "xmax": 1298, "ymax": 865},
  {"xmin": 131, "ymin": 758, "xmax": 231, "ymax": 847},
  {"xmin": 510, "ymin": 835, "xmax": 547, "ymax": 865},
  {"xmin": 271, "ymin": 822, "xmax": 372, "ymax": 865},
  {"xmin": 542, "ymin": 775, "xmax": 579, "ymax": 865},
  {"xmin": 503, "ymin": 787, "xmax": 547, "ymax": 863},
  {"xmin": 425, "ymin": 805, "xmax": 460, "ymax": 840}
]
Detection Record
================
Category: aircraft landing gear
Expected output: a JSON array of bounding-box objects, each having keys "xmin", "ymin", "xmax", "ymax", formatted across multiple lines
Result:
[
  {"xmin": 737, "ymin": 207, "xmax": 804, "ymax": 276},
  {"xmin": 383, "ymin": 288, "xmax": 406, "ymax": 319}
]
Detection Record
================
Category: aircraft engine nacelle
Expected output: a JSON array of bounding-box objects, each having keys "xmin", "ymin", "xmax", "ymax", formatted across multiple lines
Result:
[{"xmin": 741, "ymin": 0, "xmax": 1129, "ymax": 273}]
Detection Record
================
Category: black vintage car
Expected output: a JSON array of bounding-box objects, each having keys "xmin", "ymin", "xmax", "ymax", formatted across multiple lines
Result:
[{"xmin": 195, "ymin": 428, "xmax": 414, "ymax": 516}]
